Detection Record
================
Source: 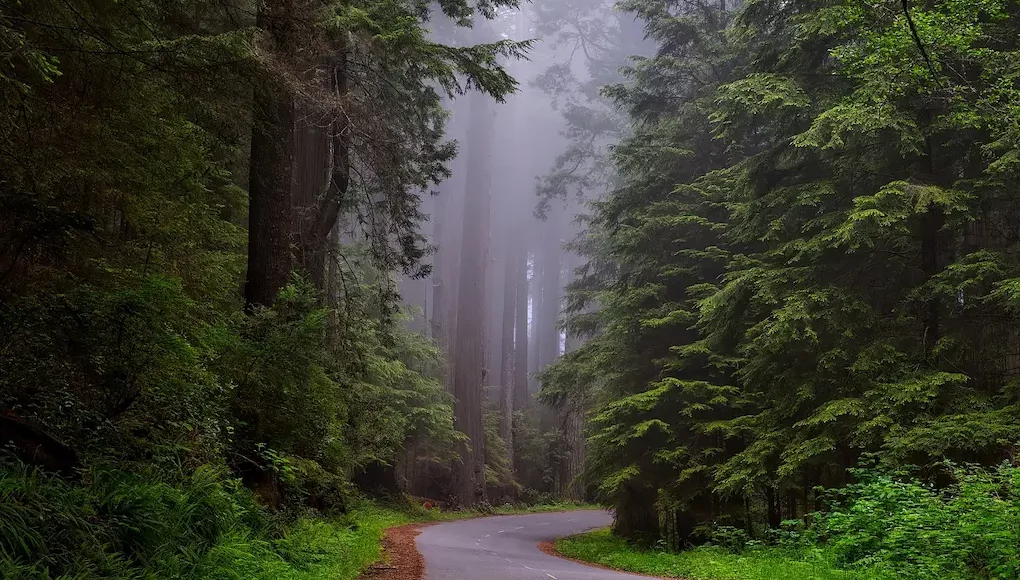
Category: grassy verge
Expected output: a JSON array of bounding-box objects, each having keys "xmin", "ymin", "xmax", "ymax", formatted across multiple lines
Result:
[
  {"xmin": 555, "ymin": 529, "xmax": 872, "ymax": 580},
  {"xmin": 266, "ymin": 499, "xmax": 600, "ymax": 580},
  {"xmin": 255, "ymin": 504, "xmax": 417, "ymax": 580}
]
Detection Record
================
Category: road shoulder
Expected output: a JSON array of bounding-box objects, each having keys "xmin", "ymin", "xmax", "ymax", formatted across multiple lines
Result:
[
  {"xmin": 538, "ymin": 537, "xmax": 667, "ymax": 579},
  {"xmin": 358, "ymin": 522, "xmax": 433, "ymax": 580}
]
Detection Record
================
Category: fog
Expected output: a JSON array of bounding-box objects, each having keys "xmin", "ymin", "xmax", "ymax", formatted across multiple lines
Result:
[{"xmin": 396, "ymin": 1, "xmax": 652, "ymax": 494}]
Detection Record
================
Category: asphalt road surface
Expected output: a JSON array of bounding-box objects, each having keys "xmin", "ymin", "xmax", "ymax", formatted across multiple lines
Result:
[{"xmin": 416, "ymin": 510, "xmax": 652, "ymax": 580}]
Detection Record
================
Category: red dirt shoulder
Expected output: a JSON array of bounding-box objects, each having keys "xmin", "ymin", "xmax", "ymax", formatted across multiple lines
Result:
[{"xmin": 359, "ymin": 522, "xmax": 435, "ymax": 580}]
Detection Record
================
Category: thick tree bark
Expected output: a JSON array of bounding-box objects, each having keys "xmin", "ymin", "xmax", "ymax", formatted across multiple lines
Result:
[
  {"xmin": 487, "ymin": 224, "xmax": 506, "ymax": 401},
  {"xmin": 304, "ymin": 57, "xmax": 350, "ymax": 280},
  {"xmin": 292, "ymin": 101, "xmax": 329, "ymax": 288},
  {"xmin": 294, "ymin": 57, "xmax": 350, "ymax": 293},
  {"xmin": 245, "ymin": 1, "xmax": 296, "ymax": 310},
  {"xmin": 451, "ymin": 90, "xmax": 494, "ymax": 506},
  {"xmin": 561, "ymin": 392, "xmax": 586, "ymax": 500}
]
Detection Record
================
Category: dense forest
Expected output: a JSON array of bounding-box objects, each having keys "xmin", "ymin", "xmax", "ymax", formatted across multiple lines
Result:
[
  {"xmin": 6, "ymin": 0, "xmax": 1020, "ymax": 578},
  {"xmin": 539, "ymin": 0, "xmax": 1020, "ymax": 577}
]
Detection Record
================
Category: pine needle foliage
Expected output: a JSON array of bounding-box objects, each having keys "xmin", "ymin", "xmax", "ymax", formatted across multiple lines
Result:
[{"xmin": 539, "ymin": 0, "xmax": 1020, "ymax": 553}]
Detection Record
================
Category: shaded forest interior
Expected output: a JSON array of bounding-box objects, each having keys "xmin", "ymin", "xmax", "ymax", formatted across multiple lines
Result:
[{"xmin": 8, "ymin": 0, "xmax": 1020, "ymax": 579}]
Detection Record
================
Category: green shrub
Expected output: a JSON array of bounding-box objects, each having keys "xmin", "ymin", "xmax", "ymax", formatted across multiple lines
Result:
[
  {"xmin": 0, "ymin": 460, "xmax": 421, "ymax": 580},
  {"xmin": 0, "ymin": 460, "xmax": 276, "ymax": 579},
  {"xmin": 818, "ymin": 463, "xmax": 1020, "ymax": 579}
]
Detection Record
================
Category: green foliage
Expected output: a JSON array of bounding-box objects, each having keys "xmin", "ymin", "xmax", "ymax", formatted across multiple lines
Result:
[
  {"xmin": 817, "ymin": 463, "xmax": 1020, "ymax": 580},
  {"xmin": 0, "ymin": 460, "xmax": 267, "ymax": 579},
  {"xmin": 539, "ymin": 0, "xmax": 1020, "ymax": 560},
  {"xmin": 511, "ymin": 409, "xmax": 570, "ymax": 499},
  {"xmin": 0, "ymin": 277, "xmax": 231, "ymax": 467},
  {"xmin": 556, "ymin": 528, "xmax": 862, "ymax": 580},
  {"xmin": 0, "ymin": 0, "xmax": 521, "ymax": 573},
  {"xmin": 0, "ymin": 459, "xmax": 439, "ymax": 580},
  {"xmin": 481, "ymin": 397, "xmax": 516, "ymax": 498}
]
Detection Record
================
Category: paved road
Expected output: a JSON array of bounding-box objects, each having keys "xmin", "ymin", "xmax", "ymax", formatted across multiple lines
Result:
[{"xmin": 416, "ymin": 510, "xmax": 652, "ymax": 580}]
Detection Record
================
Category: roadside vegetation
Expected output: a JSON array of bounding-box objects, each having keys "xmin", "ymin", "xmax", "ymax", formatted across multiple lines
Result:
[
  {"xmin": 558, "ymin": 463, "xmax": 1020, "ymax": 580},
  {"xmin": 0, "ymin": 463, "xmax": 412, "ymax": 580},
  {"xmin": 0, "ymin": 457, "xmax": 591, "ymax": 580},
  {"xmin": 558, "ymin": 529, "xmax": 859, "ymax": 580}
]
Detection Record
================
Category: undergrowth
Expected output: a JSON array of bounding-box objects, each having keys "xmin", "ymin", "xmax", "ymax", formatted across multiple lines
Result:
[
  {"xmin": 556, "ymin": 529, "xmax": 867, "ymax": 580},
  {"xmin": 0, "ymin": 460, "xmax": 598, "ymax": 580},
  {"xmin": 0, "ymin": 463, "xmax": 416, "ymax": 580},
  {"xmin": 558, "ymin": 464, "xmax": 1020, "ymax": 580}
]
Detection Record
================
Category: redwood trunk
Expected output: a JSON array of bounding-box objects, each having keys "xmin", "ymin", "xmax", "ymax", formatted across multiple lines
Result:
[
  {"xmin": 245, "ymin": 1, "xmax": 296, "ymax": 310},
  {"xmin": 513, "ymin": 247, "xmax": 530, "ymax": 411},
  {"xmin": 499, "ymin": 225, "xmax": 517, "ymax": 469},
  {"xmin": 451, "ymin": 89, "xmax": 494, "ymax": 506}
]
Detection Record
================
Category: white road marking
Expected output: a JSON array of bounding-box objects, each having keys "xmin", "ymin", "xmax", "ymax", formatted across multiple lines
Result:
[
  {"xmin": 515, "ymin": 526, "xmax": 525, "ymax": 530},
  {"xmin": 498, "ymin": 530, "xmax": 505, "ymax": 534},
  {"xmin": 539, "ymin": 522, "xmax": 550, "ymax": 526},
  {"xmin": 546, "ymin": 574, "xmax": 557, "ymax": 579}
]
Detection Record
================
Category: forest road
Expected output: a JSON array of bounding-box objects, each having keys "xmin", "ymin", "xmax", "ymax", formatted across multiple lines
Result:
[{"xmin": 416, "ymin": 510, "xmax": 653, "ymax": 580}]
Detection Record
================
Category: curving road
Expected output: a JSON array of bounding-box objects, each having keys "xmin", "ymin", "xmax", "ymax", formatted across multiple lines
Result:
[{"xmin": 416, "ymin": 510, "xmax": 651, "ymax": 580}]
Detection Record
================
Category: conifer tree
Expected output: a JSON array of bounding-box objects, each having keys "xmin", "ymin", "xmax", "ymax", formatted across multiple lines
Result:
[{"xmin": 543, "ymin": 0, "xmax": 1020, "ymax": 545}]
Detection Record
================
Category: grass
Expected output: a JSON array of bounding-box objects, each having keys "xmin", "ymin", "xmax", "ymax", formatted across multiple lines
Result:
[
  {"xmin": 555, "ymin": 529, "xmax": 873, "ymax": 580},
  {"xmin": 262, "ymin": 499, "xmax": 601, "ymax": 580},
  {"xmin": 278, "ymin": 504, "xmax": 420, "ymax": 580}
]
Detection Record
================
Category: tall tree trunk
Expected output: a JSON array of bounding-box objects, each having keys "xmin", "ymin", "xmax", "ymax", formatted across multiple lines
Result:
[
  {"xmin": 527, "ymin": 255, "xmax": 539, "ymax": 396},
  {"xmin": 245, "ymin": 1, "xmax": 296, "ymax": 310},
  {"xmin": 766, "ymin": 486, "xmax": 781, "ymax": 528},
  {"xmin": 292, "ymin": 100, "xmax": 329, "ymax": 288},
  {"xmin": 431, "ymin": 190, "xmax": 449, "ymax": 345},
  {"xmin": 614, "ymin": 484, "xmax": 659, "ymax": 540},
  {"xmin": 513, "ymin": 247, "xmax": 530, "ymax": 411},
  {"xmin": 921, "ymin": 126, "xmax": 944, "ymax": 356},
  {"xmin": 451, "ymin": 90, "xmax": 494, "ymax": 507},
  {"xmin": 431, "ymin": 94, "xmax": 466, "ymax": 391},
  {"xmin": 562, "ymin": 391, "xmax": 586, "ymax": 500},
  {"xmin": 536, "ymin": 213, "xmax": 562, "ymax": 374},
  {"xmin": 499, "ymin": 220, "xmax": 517, "ymax": 473},
  {"xmin": 486, "ymin": 222, "xmax": 505, "ymax": 402},
  {"xmin": 295, "ymin": 57, "xmax": 350, "ymax": 293}
]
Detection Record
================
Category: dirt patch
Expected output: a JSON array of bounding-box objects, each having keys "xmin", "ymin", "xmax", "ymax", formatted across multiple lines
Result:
[
  {"xmin": 359, "ymin": 523, "xmax": 434, "ymax": 580},
  {"xmin": 538, "ymin": 540, "xmax": 668, "ymax": 579}
]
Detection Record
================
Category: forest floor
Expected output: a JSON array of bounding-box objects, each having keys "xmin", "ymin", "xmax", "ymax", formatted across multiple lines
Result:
[{"xmin": 553, "ymin": 529, "xmax": 868, "ymax": 580}]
